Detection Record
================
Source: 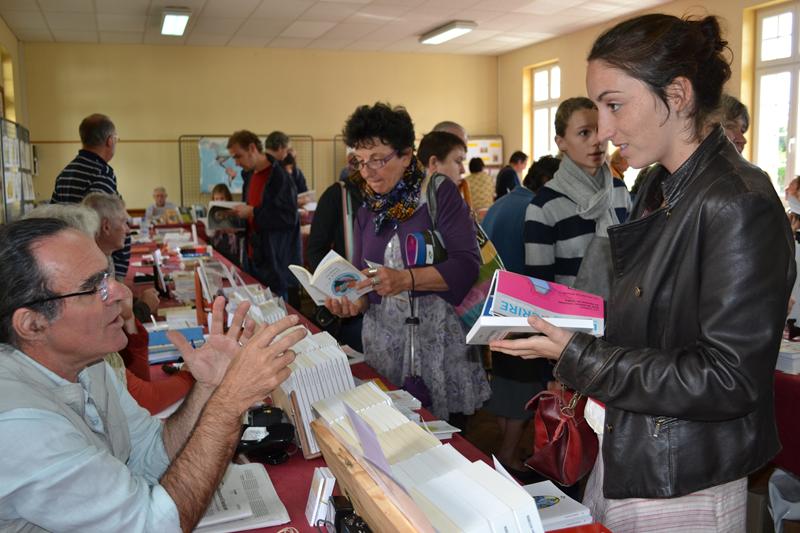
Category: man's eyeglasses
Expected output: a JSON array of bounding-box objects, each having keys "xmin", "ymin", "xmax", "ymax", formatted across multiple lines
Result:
[
  {"xmin": 20, "ymin": 272, "xmax": 110, "ymax": 308},
  {"xmin": 351, "ymin": 151, "xmax": 397, "ymax": 171}
]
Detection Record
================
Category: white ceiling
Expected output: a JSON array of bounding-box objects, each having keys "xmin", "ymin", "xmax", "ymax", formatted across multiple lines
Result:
[{"xmin": 0, "ymin": 0, "xmax": 669, "ymax": 55}]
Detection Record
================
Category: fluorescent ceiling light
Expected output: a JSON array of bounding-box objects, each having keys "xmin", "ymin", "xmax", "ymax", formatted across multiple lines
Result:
[
  {"xmin": 161, "ymin": 7, "xmax": 191, "ymax": 36},
  {"xmin": 419, "ymin": 20, "xmax": 477, "ymax": 45}
]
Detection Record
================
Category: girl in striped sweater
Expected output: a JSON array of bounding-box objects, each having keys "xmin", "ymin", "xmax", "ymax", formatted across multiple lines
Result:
[{"xmin": 523, "ymin": 97, "xmax": 631, "ymax": 299}]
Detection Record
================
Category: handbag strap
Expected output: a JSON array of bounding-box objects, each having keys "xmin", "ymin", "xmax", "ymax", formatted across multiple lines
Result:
[
  {"xmin": 561, "ymin": 390, "xmax": 583, "ymax": 417},
  {"xmin": 338, "ymin": 181, "xmax": 355, "ymax": 262},
  {"xmin": 425, "ymin": 172, "xmax": 448, "ymax": 232}
]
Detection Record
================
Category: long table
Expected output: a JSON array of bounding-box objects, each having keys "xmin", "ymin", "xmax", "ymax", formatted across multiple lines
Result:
[{"xmin": 127, "ymin": 241, "xmax": 502, "ymax": 532}]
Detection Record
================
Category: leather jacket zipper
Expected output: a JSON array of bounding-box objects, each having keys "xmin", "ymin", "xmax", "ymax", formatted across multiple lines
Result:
[{"xmin": 653, "ymin": 416, "xmax": 678, "ymax": 437}]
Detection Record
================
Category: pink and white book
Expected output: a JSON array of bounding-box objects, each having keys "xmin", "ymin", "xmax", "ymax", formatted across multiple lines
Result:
[{"xmin": 466, "ymin": 271, "xmax": 604, "ymax": 345}]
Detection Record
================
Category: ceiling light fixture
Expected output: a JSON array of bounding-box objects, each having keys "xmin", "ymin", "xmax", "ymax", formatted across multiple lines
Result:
[
  {"xmin": 161, "ymin": 7, "xmax": 191, "ymax": 36},
  {"xmin": 419, "ymin": 20, "xmax": 477, "ymax": 45}
]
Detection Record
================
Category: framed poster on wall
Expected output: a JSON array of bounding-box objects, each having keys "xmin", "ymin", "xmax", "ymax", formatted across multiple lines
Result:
[{"xmin": 466, "ymin": 136, "xmax": 503, "ymax": 167}]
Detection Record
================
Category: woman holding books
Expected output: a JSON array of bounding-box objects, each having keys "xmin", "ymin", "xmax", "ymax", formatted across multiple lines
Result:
[
  {"xmin": 493, "ymin": 14, "xmax": 795, "ymax": 531},
  {"xmin": 325, "ymin": 102, "xmax": 490, "ymax": 422}
]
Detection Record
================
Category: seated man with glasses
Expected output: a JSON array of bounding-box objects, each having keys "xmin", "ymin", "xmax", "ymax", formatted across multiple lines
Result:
[{"xmin": 0, "ymin": 217, "xmax": 306, "ymax": 532}]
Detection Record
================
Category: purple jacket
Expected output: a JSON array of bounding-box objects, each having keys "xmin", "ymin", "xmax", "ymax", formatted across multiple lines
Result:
[{"xmin": 354, "ymin": 177, "xmax": 480, "ymax": 306}]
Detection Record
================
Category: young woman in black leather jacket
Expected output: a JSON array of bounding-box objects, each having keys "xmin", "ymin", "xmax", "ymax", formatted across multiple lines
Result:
[{"xmin": 492, "ymin": 13, "xmax": 795, "ymax": 532}]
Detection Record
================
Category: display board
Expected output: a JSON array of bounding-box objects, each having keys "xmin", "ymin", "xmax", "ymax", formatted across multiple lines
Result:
[
  {"xmin": 466, "ymin": 136, "xmax": 504, "ymax": 168},
  {"xmin": 1, "ymin": 119, "xmax": 33, "ymax": 222}
]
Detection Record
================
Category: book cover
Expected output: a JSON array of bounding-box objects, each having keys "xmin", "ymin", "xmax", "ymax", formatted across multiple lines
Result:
[
  {"xmin": 522, "ymin": 480, "xmax": 592, "ymax": 531},
  {"xmin": 207, "ymin": 201, "xmax": 245, "ymax": 232},
  {"xmin": 465, "ymin": 272, "xmax": 602, "ymax": 344},
  {"xmin": 289, "ymin": 249, "xmax": 371, "ymax": 305},
  {"xmin": 493, "ymin": 270, "xmax": 604, "ymax": 326}
]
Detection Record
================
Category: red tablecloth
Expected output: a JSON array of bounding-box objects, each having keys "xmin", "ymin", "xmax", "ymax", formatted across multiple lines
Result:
[
  {"xmin": 244, "ymin": 363, "xmax": 497, "ymax": 532},
  {"xmin": 774, "ymin": 370, "xmax": 800, "ymax": 476},
  {"xmin": 131, "ymin": 242, "xmax": 604, "ymax": 532}
]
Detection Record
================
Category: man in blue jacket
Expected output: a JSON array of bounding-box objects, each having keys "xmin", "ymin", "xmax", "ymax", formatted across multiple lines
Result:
[{"xmin": 227, "ymin": 130, "xmax": 299, "ymax": 300}]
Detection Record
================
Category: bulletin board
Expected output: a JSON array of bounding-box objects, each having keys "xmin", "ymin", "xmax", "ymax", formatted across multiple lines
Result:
[{"xmin": 466, "ymin": 136, "xmax": 504, "ymax": 167}]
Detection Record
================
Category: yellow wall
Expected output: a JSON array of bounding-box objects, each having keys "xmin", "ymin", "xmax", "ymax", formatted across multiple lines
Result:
[
  {"xmin": 497, "ymin": 0, "xmax": 771, "ymax": 163},
  {"xmin": 24, "ymin": 44, "xmax": 498, "ymax": 208},
  {"xmin": 0, "ymin": 13, "xmax": 25, "ymax": 125}
]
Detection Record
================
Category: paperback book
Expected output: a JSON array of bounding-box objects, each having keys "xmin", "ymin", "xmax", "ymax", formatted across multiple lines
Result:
[
  {"xmin": 522, "ymin": 480, "xmax": 592, "ymax": 531},
  {"xmin": 466, "ymin": 270, "xmax": 604, "ymax": 345},
  {"xmin": 207, "ymin": 201, "xmax": 246, "ymax": 232},
  {"xmin": 289, "ymin": 249, "xmax": 371, "ymax": 305}
]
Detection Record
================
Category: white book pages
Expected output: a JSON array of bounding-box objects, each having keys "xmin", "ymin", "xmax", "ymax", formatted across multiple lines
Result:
[
  {"xmin": 522, "ymin": 481, "xmax": 592, "ymax": 530},
  {"xmin": 410, "ymin": 478, "xmax": 491, "ymax": 533},
  {"xmin": 429, "ymin": 469, "xmax": 521, "ymax": 533},
  {"xmin": 420, "ymin": 443, "xmax": 471, "ymax": 472},
  {"xmin": 194, "ymin": 463, "xmax": 289, "ymax": 533},
  {"xmin": 461, "ymin": 461, "xmax": 544, "ymax": 533},
  {"xmin": 311, "ymin": 331, "xmax": 338, "ymax": 347},
  {"xmin": 409, "ymin": 487, "xmax": 464, "ymax": 533},
  {"xmin": 322, "ymin": 346, "xmax": 349, "ymax": 394},
  {"xmin": 304, "ymin": 467, "xmax": 336, "ymax": 527}
]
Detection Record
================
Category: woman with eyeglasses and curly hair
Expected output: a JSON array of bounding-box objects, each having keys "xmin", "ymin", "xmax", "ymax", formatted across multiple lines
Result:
[{"xmin": 324, "ymin": 102, "xmax": 489, "ymax": 424}]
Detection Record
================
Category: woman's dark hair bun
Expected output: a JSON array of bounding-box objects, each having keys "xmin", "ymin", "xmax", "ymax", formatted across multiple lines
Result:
[
  {"xmin": 588, "ymin": 13, "xmax": 731, "ymax": 139},
  {"xmin": 698, "ymin": 16, "xmax": 727, "ymax": 53}
]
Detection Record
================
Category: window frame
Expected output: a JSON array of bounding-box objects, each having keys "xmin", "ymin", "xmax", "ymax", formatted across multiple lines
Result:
[
  {"xmin": 754, "ymin": 2, "xmax": 800, "ymax": 191},
  {"xmin": 530, "ymin": 62, "xmax": 560, "ymax": 161}
]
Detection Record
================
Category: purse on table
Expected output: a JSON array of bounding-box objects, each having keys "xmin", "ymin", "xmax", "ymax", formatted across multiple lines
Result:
[{"xmin": 524, "ymin": 388, "xmax": 599, "ymax": 486}]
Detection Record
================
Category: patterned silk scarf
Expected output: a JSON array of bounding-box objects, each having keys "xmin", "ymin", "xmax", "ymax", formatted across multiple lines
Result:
[{"xmin": 351, "ymin": 155, "xmax": 426, "ymax": 233}]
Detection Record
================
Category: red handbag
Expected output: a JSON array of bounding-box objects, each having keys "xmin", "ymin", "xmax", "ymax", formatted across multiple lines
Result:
[{"xmin": 524, "ymin": 389, "xmax": 599, "ymax": 486}]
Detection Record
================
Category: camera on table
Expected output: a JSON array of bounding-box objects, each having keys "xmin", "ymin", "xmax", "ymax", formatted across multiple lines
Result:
[{"xmin": 236, "ymin": 406, "xmax": 294, "ymax": 465}]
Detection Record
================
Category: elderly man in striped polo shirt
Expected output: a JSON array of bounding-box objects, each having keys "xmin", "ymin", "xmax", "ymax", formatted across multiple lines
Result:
[{"xmin": 51, "ymin": 113, "xmax": 131, "ymax": 278}]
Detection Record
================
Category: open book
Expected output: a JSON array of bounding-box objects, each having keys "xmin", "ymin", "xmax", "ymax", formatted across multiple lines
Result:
[
  {"xmin": 289, "ymin": 249, "xmax": 371, "ymax": 305},
  {"xmin": 207, "ymin": 201, "xmax": 246, "ymax": 232},
  {"xmin": 466, "ymin": 270, "xmax": 604, "ymax": 345}
]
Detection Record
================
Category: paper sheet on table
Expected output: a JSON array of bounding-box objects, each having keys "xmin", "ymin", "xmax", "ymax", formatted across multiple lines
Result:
[{"xmin": 194, "ymin": 463, "xmax": 289, "ymax": 532}]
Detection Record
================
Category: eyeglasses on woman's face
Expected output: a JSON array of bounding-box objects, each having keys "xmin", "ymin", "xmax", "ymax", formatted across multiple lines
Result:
[{"xmin": 350, "ymin": 151, "xmax": 397, "ymax": 171}]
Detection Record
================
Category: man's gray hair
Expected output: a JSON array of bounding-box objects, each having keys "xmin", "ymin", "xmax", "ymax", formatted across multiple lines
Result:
[
  {"xmin": 432, "ymin": 121, "xmax": 467, "ymax": 143},
  {"xmin": 82, "ymin": 192, "xmax": 126, "ymax": 223},
  {"xmin": 79, "ymin": 113, "xmax": 116, "ymax": 147},
  {"xmin": 23, "ymin": 204, "xmax": 100, "ymax": 237}
]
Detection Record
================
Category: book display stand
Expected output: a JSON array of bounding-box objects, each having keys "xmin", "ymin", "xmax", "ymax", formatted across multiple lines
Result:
[
  {"xmin": 272, "ymin": 387, "xmax": 322, "ymax": 460},
  {"xmin": 311, "ymin": 420, "xmax": 417, "ymax": 532}
]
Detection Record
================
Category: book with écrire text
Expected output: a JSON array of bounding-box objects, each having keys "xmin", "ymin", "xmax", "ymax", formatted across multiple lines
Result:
[
  {"xmin": 466, "ymin": 270, "xmax": 604, "ymax": 345},
  {"xmin": 289, "ymin": 249, "xmax": 371, "ymax": 305}
]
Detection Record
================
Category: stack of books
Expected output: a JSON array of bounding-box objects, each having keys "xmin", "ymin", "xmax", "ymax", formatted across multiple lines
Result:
[
  {"xmin": 418, "ymin": 419, "xmax": 461, "ymax": 441},
  {"xmin": 277, "ymin": 330, "xmax": 356, "ymax": 456},
  {"xmin": 304, "ymin": 467, "xmax": 336, "ymax": 527},
  {"xmin": 522, "ymin": 480, "xmax": 592, "ymax": 531},
  {"xmin": 466, "ymin": 270, "xmax": 605, "ymax": 345},
  {"xmin": 147, "ymin": 325, "xmax": 205, "ymax": 364},
  {"xmin": 314, "ymin": 382, "xmax": 546, "ymax": 533},
  {"xmin": 778, "ymin": 339, "xmax": 800, "ymax": 374}
]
